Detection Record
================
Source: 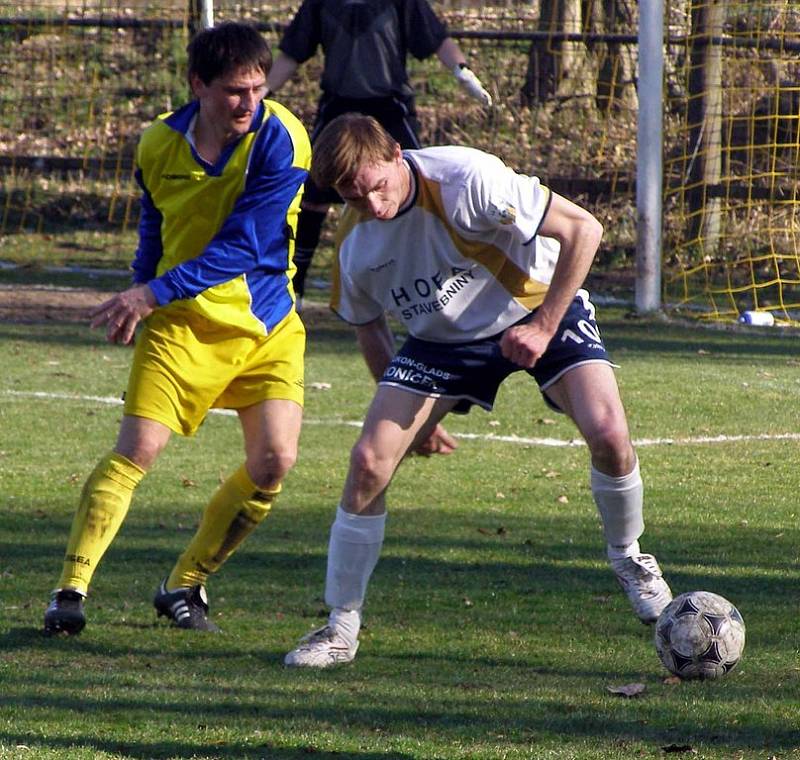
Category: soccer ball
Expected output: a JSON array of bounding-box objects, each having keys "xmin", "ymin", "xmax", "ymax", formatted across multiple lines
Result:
[{"xmin": 654, "ymin": 591, "xmax": 745, "ymax": 680}]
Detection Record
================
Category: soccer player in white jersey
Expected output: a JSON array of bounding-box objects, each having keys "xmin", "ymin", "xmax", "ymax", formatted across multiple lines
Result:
[{"xmin": 285, "ymin": 113, "xmax": 672, "ymax": 668}]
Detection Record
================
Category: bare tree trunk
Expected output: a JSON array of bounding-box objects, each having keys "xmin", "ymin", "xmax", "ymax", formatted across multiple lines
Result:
[
  {"xmin": 687, "ymin": 0, "xmax": 724, "ymax": 256},
  {"xmin": 522, "ymin": 0, "xmax": 636, "ymax": 112},
  {"xmin": 521, "ymin": 0, "xmax": 595, "ymax": 106},
  {"xmin": 593, "ymin": 0, "xmax": 638, "ymax": 113},
  {"xmin": 554, "ymin": 0, "xmax": 593, "ymax": 101},
  {"xmin": 521, "ymin": 0, "xmax": 559, "ymax": 105},
  {"xmin": 188, "ymin": 0, "xmax": 203, "ymax": 37}
]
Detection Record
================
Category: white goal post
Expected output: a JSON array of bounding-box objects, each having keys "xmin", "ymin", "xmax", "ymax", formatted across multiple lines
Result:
[
  {"xmin": 636, "ymin": 0, "xmax": 664, "ymax": 314},
  {"xmin": 199, "ymin": 0, "xmax": 214, "ymax": 29}
]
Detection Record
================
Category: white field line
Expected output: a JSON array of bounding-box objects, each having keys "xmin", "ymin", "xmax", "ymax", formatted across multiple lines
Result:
[{"xmin": 4, "ymin": 389, "xmax": 800, "ymax": 448}]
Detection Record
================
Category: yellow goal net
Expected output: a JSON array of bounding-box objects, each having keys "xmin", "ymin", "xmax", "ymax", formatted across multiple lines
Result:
[{"xmin": 663, "ymin": 0, "xmax": 800, "ymax": 322}]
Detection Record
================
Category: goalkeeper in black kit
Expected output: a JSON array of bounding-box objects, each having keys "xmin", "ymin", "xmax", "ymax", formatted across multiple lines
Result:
[{"xmin": 265, "ymin": 0, "xmax": 492, "ymax": 304}]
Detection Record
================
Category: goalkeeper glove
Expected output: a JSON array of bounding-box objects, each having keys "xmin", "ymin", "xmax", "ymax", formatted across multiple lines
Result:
[{"xmin": 453, "ymin": 63, "xmax": 492, "ymax": 107}]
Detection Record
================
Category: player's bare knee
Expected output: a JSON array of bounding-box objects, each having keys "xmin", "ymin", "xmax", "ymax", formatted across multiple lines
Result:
[
  {"xmin": 114, "ymin": 439, "xmax": 163, "ymax": 471},
  {"xmin": 584, "ymin": 420, "xmax": 633, "ymax": 475},
  {"xmin": 349, "ymin": 442, "xmax": 393, "ymax": 492},
  {"xmin": 250, "ymin": 448, "xmax": 297, "ymax": 484}
]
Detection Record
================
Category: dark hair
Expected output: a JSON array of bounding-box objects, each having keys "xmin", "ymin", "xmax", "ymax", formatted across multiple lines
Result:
[
  {"xmin": 187, "ymin": 21, "xmax": 272, "ymax": 85},
  {"xmin": 311, "ymin": 113, "xmax": 398, "ymax": 190}
]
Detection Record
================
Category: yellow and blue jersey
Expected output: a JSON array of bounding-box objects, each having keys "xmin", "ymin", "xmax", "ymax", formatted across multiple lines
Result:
[{"xmin": 133, "ymin": 98, "xmax": 310, "ymax": 336}]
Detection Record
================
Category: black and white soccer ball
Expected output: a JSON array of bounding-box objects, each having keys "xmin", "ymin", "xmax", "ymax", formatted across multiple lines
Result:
[{"xmin": 654, "ymin": 591, "xmax": 745, "ymax": 680}]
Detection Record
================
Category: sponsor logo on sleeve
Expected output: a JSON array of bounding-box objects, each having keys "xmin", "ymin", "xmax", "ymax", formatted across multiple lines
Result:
[{"xmin": 487, "ymin": 200, "xmax": 516, "ymax": 225}]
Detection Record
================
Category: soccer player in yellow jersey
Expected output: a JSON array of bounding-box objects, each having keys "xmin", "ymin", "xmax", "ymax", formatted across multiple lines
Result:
[
  {"xmin": 284, "ymin": 114, "xmax": 672, "ymax": 667},
  {"xmin": 43, "ymin": 21, "xmax": 311, "ymax": 635}
]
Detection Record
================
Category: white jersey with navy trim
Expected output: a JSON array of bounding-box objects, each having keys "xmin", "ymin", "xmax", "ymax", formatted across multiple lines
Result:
[{"xmin": 330, "ymin": 145, "xmax": 562, "ymax": 343}]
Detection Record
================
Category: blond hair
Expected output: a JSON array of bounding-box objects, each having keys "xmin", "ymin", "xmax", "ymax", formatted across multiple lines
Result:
[{"xmin": 311, "ymin": 113, "xmax": 398, "ymax": 190}]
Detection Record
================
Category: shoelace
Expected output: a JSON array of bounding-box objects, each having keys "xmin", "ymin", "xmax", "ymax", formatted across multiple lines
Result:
[
  {"xmin": 615, "ymin": 554, "xmax": 662, "ymax": 580},
  {"xmin": 302, "ymin": 626, "xmax": 335, "ymax": 645},
  {"xmin": 629, "ymin": 554, "xmax": 663, "ymax": 578}
]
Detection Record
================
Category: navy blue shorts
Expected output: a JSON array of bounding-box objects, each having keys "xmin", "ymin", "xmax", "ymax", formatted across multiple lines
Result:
[{"xmin": 379, "ymin": 290, "xmax": 615, "ymax": 414}]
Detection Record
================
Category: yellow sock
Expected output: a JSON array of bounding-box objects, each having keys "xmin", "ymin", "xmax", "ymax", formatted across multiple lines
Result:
[
  {"xmin": 57, "ymin": 452, "xmax": 145, "ymax": 595},
  {"xmin": 167, "ymin": 465, "xmax": 279, "ymax": 589}
]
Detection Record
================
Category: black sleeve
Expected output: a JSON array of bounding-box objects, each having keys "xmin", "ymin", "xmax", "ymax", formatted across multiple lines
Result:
[
  {"xmin": 278, "ymin": 0, "xmax": 322, "ymax": 64},
  {"xmin": 402, "ymin": 0, "xmax": 448, "ymax": 60}
]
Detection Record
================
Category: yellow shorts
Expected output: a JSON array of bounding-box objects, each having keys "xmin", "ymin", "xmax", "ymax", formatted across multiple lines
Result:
[{"xmin": 124, "ymin": 307, "xmax": 305, "ymax": 436}]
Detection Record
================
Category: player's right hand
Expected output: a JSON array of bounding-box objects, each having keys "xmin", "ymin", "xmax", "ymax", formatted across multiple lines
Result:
[
  {"xmin": 499, "ymin": 321, "xmax": 553, "ymax": 369},
  {"xmin": 90, "ymin": 284, "xmax": 156, "ymax": 345}
]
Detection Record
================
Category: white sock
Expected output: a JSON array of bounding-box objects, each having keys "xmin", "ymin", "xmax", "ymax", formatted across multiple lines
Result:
[
  {"xmin": 591, "ymin": 459, "xmax": 645, "ymax": 556},
  {"xmin": 607, "ymin": 539, "xmax": 641, "ymax": 562},
  {"xmin": 324, "ymin": 505, "xmax": 386, "ymax": 615},
  {"xmin": 330, "ymin": 608, "xmax": 361, "ymax": 644}
]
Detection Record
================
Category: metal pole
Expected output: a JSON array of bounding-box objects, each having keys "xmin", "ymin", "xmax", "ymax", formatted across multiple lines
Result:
[
  {"xmin": 200, "ymin": 0, "xmax": 213, "ymax": 28},
  {"xmin": 635, "ymin": 0, "xmax": 664, "ymax": 313}
]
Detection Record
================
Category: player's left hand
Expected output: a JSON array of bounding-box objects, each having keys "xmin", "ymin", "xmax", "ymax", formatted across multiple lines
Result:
[
  {"xmin": 413, "ymin": 423, "xmax": 458, "ymax": 457},
  {"xmin": 500, "ymin": 322, "xmax": 554, "ymax": 369},
  {"xmin": 90, "ymin": 284, "xmax": 157, "ymax": 345},
  {"xmin": 453, "ymin": 64, "xmax": 493, "ymax": 107}
]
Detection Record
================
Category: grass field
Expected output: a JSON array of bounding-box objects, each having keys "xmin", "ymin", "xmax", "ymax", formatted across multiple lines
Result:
[{"xmin": 1, "ymin": 283, "xmax": 799, "ymax": 759}]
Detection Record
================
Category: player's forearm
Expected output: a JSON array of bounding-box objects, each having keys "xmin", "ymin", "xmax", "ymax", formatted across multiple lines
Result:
[
  {"xmin": 435, "ymin": 38, "xmax": 466, "ymax": 70},
  {"xmin": 355, "ymin": 317, "xmax": 395, "ymax": 382},
  {"xmin": 437, "ymin": 39, "xmax": 492, "ymax": 106},
  {"xmin": 536, "ymin": 230, "xmax": 603, "ymax": 333},
  {"xmin": 534, "ymin": 194, "xmax": 603, "ymax": 334},
  {"xmin": 266, "ymin": 53, "xmax": 300, "ymax": 94}
]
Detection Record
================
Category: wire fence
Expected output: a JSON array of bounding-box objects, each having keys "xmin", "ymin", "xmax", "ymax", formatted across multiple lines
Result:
[{"xmin": 2, "ymin": 1, "xmax": 798, "ymax": 321}]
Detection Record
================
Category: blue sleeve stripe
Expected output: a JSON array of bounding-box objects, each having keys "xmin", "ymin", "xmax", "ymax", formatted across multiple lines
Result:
[{"xmin": 131, "ymin": 167, "xmax": 164, "ymax": 284}]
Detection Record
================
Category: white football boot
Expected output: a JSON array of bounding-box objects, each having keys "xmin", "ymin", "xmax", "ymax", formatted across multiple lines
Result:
[
  {"xmin": 284, "ymin": 624, "xmax": 359, "ymax": 668},
  {"xmin": 610, "ymin": 553, "xmax": 672, "ymax": 624}
]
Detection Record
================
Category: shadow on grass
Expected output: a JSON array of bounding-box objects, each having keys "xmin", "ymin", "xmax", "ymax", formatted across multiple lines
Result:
[
  {"xmin": 4, "ymin": 501, "xmax": 798, "ymax": 757},
  {"xmin": 9, "ymin": 509, "xmax": 799, "ymax": 657},
  {"xmin": 601, "ymin": 318, "xmax": 800, "ymax": 359},
  {"xmin": 10, "ymin": 506, "xmax": 800, "ymax": 610},
  {"xmin": 0, "ymin": 731, "xmax": 404, "ymax": 760},
  {"xmin": 1, "ymin": 663, "xmax": 799, "ymax": 755},
  {"xmin": 0, "ymin": 323, "xmax": 114, "ymax": 348}
]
